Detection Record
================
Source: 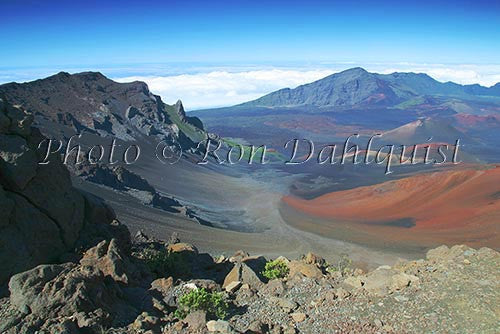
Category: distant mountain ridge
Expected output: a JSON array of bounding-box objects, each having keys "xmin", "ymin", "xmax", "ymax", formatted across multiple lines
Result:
[
  {"xmin": 0, "ymin": 71, "xmax": 206, "ymax": 149},
  {"xmin": 240, "ymin": 67, "xmax": 500, "ymax": 108}
]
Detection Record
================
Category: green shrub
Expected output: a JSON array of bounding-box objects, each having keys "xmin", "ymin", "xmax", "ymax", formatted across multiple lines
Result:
[
  {"xmin": 175, "ymin": 288, "xmax": 228, "ymax": 319},
  {"xmin": 261, "ymin": 259, "xmax": 289, "ymax": 280},
  {"xmin": 142, "ymin": 247, "xmax": 189, "ymax": 277}
]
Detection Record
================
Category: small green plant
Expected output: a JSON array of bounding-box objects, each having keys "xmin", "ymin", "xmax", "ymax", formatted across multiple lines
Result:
[
  {"xmin": 261, "ymin": 259, "xmax": 289, "ymax": 280},
  {"xmin": 326, "ymin": 253, "xmax": 352, "ymax": 275},
  {"xmin": 175, "ymin": 288, "xmax": 228, "ymax": 319},
  {"xmin": 142, "ymin": 246, "xmax": 189, "ymax": 277}
]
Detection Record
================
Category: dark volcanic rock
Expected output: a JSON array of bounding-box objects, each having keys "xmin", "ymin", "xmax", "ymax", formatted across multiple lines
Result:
[
  {"xmin": 71, "ymin": 163, "xmax": 154, "ymax": 193},
  {"xmin": 0, "ymin": 98, "xmax": 129, "ymax": 286},
  {"xmin": 174, "ymin": 99, "xmax": 204, "ymax": 130},
  {"xmin": 6, "ymin": 239, "xmax": 142, "ymax": 332},
  {"xmin": 0, "ymin": 71, "xmax": 206, "ymax": 149},
  {"xmin": 70, "ymin": 163, "xmax": 185, "ymax": 214}
]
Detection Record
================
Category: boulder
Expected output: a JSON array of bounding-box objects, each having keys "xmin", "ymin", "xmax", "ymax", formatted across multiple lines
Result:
[
  {"xmin": 9, "ymin": 263, "xmax": 74, "ymax": 315},
  {"xmin": 223, "ymin": 262, "xmax": 263, "ymax": 289},
  {"xmin": 302, "ymin": 252, "xmax": 325, "ymax": 266},
  {"xmin": 343, "ymin": 276, "xmax": 363, "ymax": 289},
  {"xmin": 260, "ymin": 279, "xmax": 286, "ymax": 297},
  {"xmin": 274, "ymin": 256, "xmax": 290, "ymax": 264},
  {"xmin": 20, "ymin": 158, "xmax": 86, "ymax": 246},
  {"xmin": 288, "ymin": 260, "xmax": 323, "ymax": 279},
  {"xmin": 167, "ymin": 242, "xmax": 198, "ymax": 255},
  {"xmin": 0, "ymin": 193, "xmax": 66, "ymax": 285},
  {"xmin": 360, "ymin": 268, "xmax": 394, "ymax": 296},
  {"xmin": 132, "ymin": 312, "xmax": 160, "ymax": 331},
  {"xmin": 207, "ymin": 319, "xmax": 232, "ymax": 333},
  {"xmin": 229, "ymin": 250, "xmax": 250, "ymax": 263},
  {"xmin": 291, "ymin": 312, "xmax": 307, "ymax": 323},
  {"xmin": 353, "ymin": 267, "xmax": 420, "ymax": 296},
  {"xmin": 150, "ymin": 277, "xmax": 174, "ymax": 295},
  {"xmin": 79, "ymin": 239, "xmax": 130, "ymax": 284},
  {"xmin": 391, "ymin": 272, "xmax": 419, "ymax": 291},
  {"xmin": 184, "ymin": 310, "xmax": 207, "ymax": 331},
  {"xmin": 7, "ymin": 240, "xmax": 141, "ymax": 332},
  {"xmin": 242, "ymin": 255, "xmax": 267, "ymax": 276},
  {"xmin": 225, "ymin": 280, "xmax": 242, "ymax": 293}
]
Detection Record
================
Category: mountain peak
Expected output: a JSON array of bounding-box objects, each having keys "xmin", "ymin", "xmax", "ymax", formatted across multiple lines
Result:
[
  {"xmin": 321, "ymin": 67, "xmax": 370, "ymax": 81},
  {"xmin": 73, "ymin": 71, "xmax": 107, "ymax": 80},
  {"xmin": 55, "ymin": 71, "xmax": 71, "ymax": 77},
  {"xmin": 0, "ymin": 72, "xmax": 206, "ymax": 148},
  {"xmin": 342, "ymin": 67, "xmax": 368, "ymax": 74},
  {"xmin": 239, "ymin": 68, "xmax": 500, "ymax": 109},
  {"xmin": 242, "ymin": 66, "xmax": 389, "ymax": 107},
  {"xmin": 52, "ymin": 71, "xmax": 105, "ymax": 79},
  {"xmin": 175, "ymin": 100, "xmax": 186, "ymax": 117}
]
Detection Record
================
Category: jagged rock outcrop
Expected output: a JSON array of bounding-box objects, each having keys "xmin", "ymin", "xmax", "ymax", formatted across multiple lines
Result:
[
  {"xmin": 72, "ymin": 164, "xmax": 155, "ymax": 193},
  {"xmin": 0, "ymin": 98, "xmax": 129, "ymax": 286},
  {"xmin": 70, "ymin": 163, "xmax": 211, "ymax": 219},
  {"xmin": 174, "ymin": 100, "xmax": 204, "ymax": 130},
  {"xmin": 0, "ymin": 71, "xmax": 206, "ymax": 149},
  {"xmin": 5, "ymin": 239, "xmax": 144, "ymax": 333}
]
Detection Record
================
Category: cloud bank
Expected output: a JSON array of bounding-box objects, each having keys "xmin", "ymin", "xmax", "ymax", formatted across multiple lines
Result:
[
  {"xmin": 115, "ymin": 64, "xmax": 500, "ymax": 110},
  {"xmin": 115, "ymin": 69, "xmax": 335, "ymax": 110}
]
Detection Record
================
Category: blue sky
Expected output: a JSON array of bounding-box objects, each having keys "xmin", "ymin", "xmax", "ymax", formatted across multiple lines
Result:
[
  {"xmin": 2, "ymin": 0, "xmax": 499, "ymax": 66},
  {"xmin": 1, "ymin": 0, "xmax": 499, "ymax": 108}
]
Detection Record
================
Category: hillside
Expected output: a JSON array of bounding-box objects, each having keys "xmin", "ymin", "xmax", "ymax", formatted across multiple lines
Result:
[
  {"xmin": 240, "ymin": 67, "xmax": 500, "ymax": 108},
  {"xmin": 379, "ymin": 117, "xmax": 467, "ymax": 145},
  {"xmin": 283, "ymin": 166, "xmax": 500, "ymax": 249},
  {"xmin": 0, "ymin": 72, "xmax": 206, "ymax": 149}
]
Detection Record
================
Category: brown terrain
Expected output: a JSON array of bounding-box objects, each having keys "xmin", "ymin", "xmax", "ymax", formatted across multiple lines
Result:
[
  {"xmin": 282, "ymin": 166, "xmax": 500, "ymax": 250},
  {"xmin": 1, "ymin": 71, "xmax": 499, "ymax": 333}
]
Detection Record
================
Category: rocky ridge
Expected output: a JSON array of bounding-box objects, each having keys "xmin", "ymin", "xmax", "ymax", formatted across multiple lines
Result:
[{"xmin": 0, "ymin": 72, "xmax": 206, "ymax": 149}]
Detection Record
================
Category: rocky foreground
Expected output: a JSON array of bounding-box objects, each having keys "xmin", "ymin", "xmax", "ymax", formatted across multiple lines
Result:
[
  {"xmin": 0, "ymin": 98, "xmax": 498, "ymax": 333},
  {"xmin": 0, "ymin": 233, "xmax": 499, "ymax": 334}
]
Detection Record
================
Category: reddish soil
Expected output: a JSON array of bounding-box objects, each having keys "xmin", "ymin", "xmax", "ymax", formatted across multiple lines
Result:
[
  {"xmin": 454, "ymin": 114, "xmax": 500, "ymax": 127},
  {"xmin": 282, "ymin": 166, "xmax": 500, "ymax": 249}
]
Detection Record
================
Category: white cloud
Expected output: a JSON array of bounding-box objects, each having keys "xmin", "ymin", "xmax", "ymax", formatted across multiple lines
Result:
[
  {"xmin": 114, "ymin": 64, "xmax": 500, "ymax": 110},
  {"xmin": 374, "ymin": 64, "xmax": 500, "ymax": 86},
  {"xmin": 114, "ymin": 69, "xmax": 335, "ymax": 110}
]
